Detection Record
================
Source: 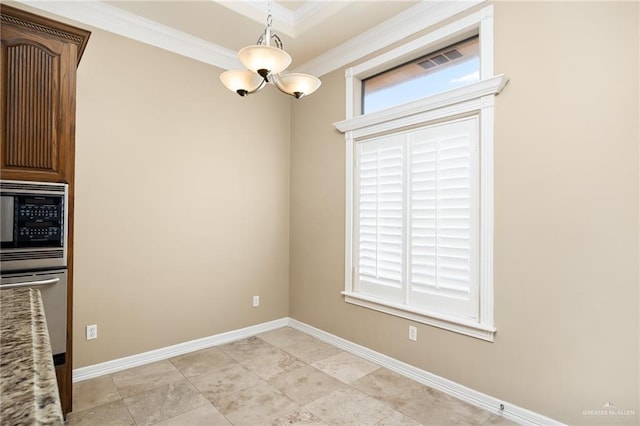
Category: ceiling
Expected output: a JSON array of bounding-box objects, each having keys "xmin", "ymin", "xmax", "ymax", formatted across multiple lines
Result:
[{"xmin": 102, "ymin": 1, "xmax": 419, "ymax": 68}]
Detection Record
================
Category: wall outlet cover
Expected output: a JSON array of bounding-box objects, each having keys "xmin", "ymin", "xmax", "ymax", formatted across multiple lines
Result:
[
  {"xmin": 86, "ymin": 324, "xmax": 97, "ymax": 340},
  {"xmin": 409, "ymin": 325, "xmax": 417, "ymax": 341}
]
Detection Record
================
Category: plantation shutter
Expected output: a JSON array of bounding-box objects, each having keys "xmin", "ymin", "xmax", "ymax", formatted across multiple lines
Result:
[
  {"xmin": 354, "ymin": 116, "xmax": 479, "ymax": 319},
  {"xmin": 408, "ymin": 117, "xmax": 479, "ymax": 319},
  {"xmin": 355, "ymin": 135, "xmax": 404, "ymax": 303}
]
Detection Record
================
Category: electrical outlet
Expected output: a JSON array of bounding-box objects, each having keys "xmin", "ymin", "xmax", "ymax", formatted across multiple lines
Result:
[
  {"xmin": 86, "ymin": 324, "xmax": 97, "ymax": 340},
  {"xmin": 409, "ymin": 325, "xmax": 417, "ymax": 341},
  {"xmin": 253, "ymin": 295, "xmax": 260, "ymax": 307}
]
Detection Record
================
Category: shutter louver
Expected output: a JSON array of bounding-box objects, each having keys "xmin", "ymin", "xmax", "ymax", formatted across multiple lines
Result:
[
  {"xmin": 436, "ymin": 134, "xmax": 472, "ymax": 298},
  {"xmin": 356, "ymin": 137, "xmax": 404, "ymax": 302}
]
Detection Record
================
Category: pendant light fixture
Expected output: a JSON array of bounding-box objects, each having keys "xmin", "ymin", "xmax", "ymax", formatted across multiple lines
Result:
[{"xmin": 220, "ymin": 2, "xmax": 321, "ymax": 99}]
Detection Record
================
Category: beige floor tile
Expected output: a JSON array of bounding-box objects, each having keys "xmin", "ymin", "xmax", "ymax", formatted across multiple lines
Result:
[
  {"xmin": 153, "ymin": 403, "xmax": 231, "ymax": 425},
  {"xmin": 304, "ymin": 386, "xmax": 394, "ymax": 425},
  {"xmin": 311, "ymin": 351, "xmax": 380, "ymax": 384},
  {"xmin": 219, "ymin": 336, "xmax": 278, "ymax": 363},
  {"xmin": 401, "ymin": 401, "xmax": 491, "ymax": 425},
  {"xmin": 170, "ymin": 346, "xmax": 235, "ymax": 377},
  {"xmin": 240, "ymin": 346, "xmax": 306, "ymax": 380},
  {"xmin": 66, "ymin": 399, "xmax": 134, "ymax": 426},
  {"xmin": 268, "ymin": 365, "xmax": 344, "ymax": 405},
  {"xmin": 257, "ymin": 327, "xmax": 317, "ymax": 348},
  {"xmin": 377, "ymin": 410, "xmax": 422, "ymax": 425},
  {"xmin": 484, "ymin": 414, "xmax": 518, "ymax": 425},
  {"xmin": 352, "ymin": 368, "xmax": 426, "ymax": 409},
  {"xmin": 188, "ymin": 362, "xmax": 263, "ymax": 404},
  {"xmin": 271, "ymin": 407, "xmax": 327, "ymax": 425},
  {"xmin": 397, "ymin": 386, "xmax": 492, "ymax": 425},
  {"xmin": 280, "ymin": 339, "xmax": 342, "ymax": 364},
  {"xmin": 213, "ymin": 382, "xmax": 299, "ymax": 425},
  {"xmin": 352, "ymin": 367, "xmax": 490, "ymax": 424},
  {"xmin": 112, "ymin": 360, "xmax": 184, "ymax": 398},
  {"xmin": 72, "ymin": 375, "xmax": 121, "ymax": 413},
  {"xmin": 123, "ymin": 379, "xmax": 208, "ymax": 425}
]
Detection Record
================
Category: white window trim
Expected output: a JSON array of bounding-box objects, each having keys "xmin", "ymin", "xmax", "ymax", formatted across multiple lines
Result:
[{"xmin": 334, "ymin": 5, "xmax": 507, "ymax": 342}]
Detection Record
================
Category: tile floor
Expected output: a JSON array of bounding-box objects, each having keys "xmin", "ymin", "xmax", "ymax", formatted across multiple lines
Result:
[{"xmin": 67, "ymin": 327, "xmax": 515, "ymax": 425}]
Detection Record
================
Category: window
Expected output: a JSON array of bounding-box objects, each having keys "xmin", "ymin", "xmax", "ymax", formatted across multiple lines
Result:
[
  {"xmin": 363, "ymin": 36, "xmax": 480, "ymax": 114},
  {"xmin": 334, "ymin": 5, "xmax": 507, "ymax": 341}
]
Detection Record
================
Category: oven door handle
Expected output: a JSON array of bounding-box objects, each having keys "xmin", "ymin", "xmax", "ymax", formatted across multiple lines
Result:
[{"xmin": 0, "ymin": 277, "xmax": 60, "ymax": 289}]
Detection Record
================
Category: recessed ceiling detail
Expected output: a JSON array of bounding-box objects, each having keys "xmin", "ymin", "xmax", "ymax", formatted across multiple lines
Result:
[{"xmin": 215, "ymin": 1, "xmax": 350, "ymax": 38}]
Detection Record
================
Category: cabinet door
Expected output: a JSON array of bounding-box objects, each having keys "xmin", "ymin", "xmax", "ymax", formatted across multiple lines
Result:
[{"xmin": 1, "ymin": 24, "xmax": 76, "ymax": 182}]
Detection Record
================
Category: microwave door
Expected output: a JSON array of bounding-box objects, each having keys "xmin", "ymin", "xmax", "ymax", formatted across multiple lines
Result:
[{"xmin": 1, "ymin": 195, "xmax": 14, "ymax": 244}]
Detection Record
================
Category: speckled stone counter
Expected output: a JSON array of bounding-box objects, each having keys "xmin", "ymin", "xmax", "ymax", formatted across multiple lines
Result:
[{"xmin": 0, "ymin": 288, "xmax": 63, "ymax": 425}]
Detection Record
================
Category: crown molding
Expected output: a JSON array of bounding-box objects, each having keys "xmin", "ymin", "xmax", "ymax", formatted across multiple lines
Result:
[
  {"xmin": 294, "ymin": 0, "xmax": 485, "ymax": 77},
  {"xmin": 12, "ymin": 0, "xmax": 242, "ymax": 71},
  {"xmin": 13, "ymin": 0, "xmax": 485, "ymax": 78}
]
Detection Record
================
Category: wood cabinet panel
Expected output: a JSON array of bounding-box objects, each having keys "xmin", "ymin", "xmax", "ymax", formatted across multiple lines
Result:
[
  {"xmin": 1, "ymin": 6, "xmax": 88, "ymax": 183},
  {"xmin": 3, "ymin": 38, "xmax": 63, "ymax": 177}
]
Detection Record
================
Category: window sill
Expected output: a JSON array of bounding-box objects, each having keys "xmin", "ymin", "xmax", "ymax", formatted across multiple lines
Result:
[{"xmin": 342, "ymin": 291, "xmax": 496, "ymax": 342}]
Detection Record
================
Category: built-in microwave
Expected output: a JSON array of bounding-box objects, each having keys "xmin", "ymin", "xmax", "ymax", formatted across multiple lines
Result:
[{"xmin": 0, "ymin": 180, "xmax": 68, "ymax": 272}]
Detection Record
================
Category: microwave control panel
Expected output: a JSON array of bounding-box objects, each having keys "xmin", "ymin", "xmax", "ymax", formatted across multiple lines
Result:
[
  {"xmin": 18, "ymin": 203, "xmax": 61, "ymax": 221},
  {"xmin": 17, "ymin": 225, "xmax": 61, "ymax": 242},
  {"xmin": 15, "ymin": 197, "xmax": 63, "ymax": 243}
]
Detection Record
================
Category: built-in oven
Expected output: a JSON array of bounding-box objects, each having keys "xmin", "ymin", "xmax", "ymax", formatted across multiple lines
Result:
[
  {"xmin": 1, "ymin": 180, "xmax": 68, "ymax": 271},
  {"xmin": 0, "ymin": 269, "xmax": 67, "ymax": 364},
  {"xmin": 1, "ymin": 180, "xmax": 69, "ymax": 366}
]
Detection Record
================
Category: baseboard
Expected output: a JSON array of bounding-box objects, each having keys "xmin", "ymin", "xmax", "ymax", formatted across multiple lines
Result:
[
  {"xmin": 286, "ymin": 318, "xmax": 564, "ymax": 426},
  {"xmin": 73, "ymin": 316, "xmax": 563, "ymax": 426},
  {"xmin": 72, "ymin": 317, "xmax": 288, "ymax": 382}
]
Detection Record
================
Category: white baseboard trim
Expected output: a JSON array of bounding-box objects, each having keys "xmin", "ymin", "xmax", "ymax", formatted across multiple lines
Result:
[
  {"xmin": 72, "ymin": 317, "xmax": 288, "ymax": 382},
  {"xmin": 286, "ymin": 318, "xmax": 564, "ymax": 426},
  {"xmin": 73, "ymin": 316, "xmax": 562, "ymax": 426}
]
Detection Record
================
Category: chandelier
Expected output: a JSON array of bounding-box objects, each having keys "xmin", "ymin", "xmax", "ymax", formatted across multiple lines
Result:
[{"xmin": 219, "ymin": 3, "xmax": 321, "ymax": 99}]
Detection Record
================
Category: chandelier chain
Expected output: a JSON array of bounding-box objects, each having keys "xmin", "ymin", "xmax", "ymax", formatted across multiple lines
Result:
[
  {"xmin": 267, "ymin": 0, "xmax": 273, "ymax": 28},
  {"xmin": 257, "ymin": 0, "xmax": 282, "ymax": 49}
]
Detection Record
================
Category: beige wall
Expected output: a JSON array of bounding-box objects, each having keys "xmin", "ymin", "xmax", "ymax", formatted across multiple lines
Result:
[
  {"xmin": 290, "ymin": 2, "xmax": 639, "ymax": 424},
  {"xmin": 73, "ymin": 29, "xmax": 291, "ymax": 367},
  {"xmin": 18, "ymin": 1, "xmax": 637, "ymax": 423}
]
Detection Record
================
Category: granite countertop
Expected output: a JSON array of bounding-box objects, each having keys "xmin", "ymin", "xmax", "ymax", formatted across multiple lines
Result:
[{"xmin": 0, "ymin": 287, "xmax": 63, "ymax": 425}]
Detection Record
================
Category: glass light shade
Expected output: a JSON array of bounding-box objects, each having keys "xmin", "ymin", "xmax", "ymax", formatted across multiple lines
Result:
[
  {"xmin": 238, "ymin": 45, "xmax": 292, "ymax": 75},
  {"xmin": 219, "ymin": 70, "xmax": 264, "ymax": 93},
  {"xmin": 276, "ymin": 73, "xmax": 322, "ymax": 97}
]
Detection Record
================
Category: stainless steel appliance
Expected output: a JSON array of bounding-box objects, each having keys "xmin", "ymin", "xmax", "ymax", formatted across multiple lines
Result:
[
  {"xmin": 1, "ymin": 180, "xmax": 69, "ymax": 366},
  {"xmin": 1, "ymin": 180, "xmax": 68, "ymax": 272},
  {"xmin": 0, "ymin": 270, "xmax": 67, "ymax": 364}
]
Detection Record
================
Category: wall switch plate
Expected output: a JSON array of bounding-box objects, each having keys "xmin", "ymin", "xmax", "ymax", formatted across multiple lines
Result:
[
  {"xmin": 253, "ymin": 296, "xmax": 260, "ymax": 307},
  {"xmin": 409, "ymin": 325, "xmax": 417, "ymax": 341},
  {"xmin": 86, "ymin": 324, "xmax": 97, "ymax": 340}
]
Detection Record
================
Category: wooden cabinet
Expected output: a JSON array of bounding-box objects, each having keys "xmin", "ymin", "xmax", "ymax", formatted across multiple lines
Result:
[
  {"xmin": 0, "ymin": 5, "xmax": 90, "ymax": 418},
  {"xmin": 1, "ymin": 5, "xmax": 89, "ymax": 183}
]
